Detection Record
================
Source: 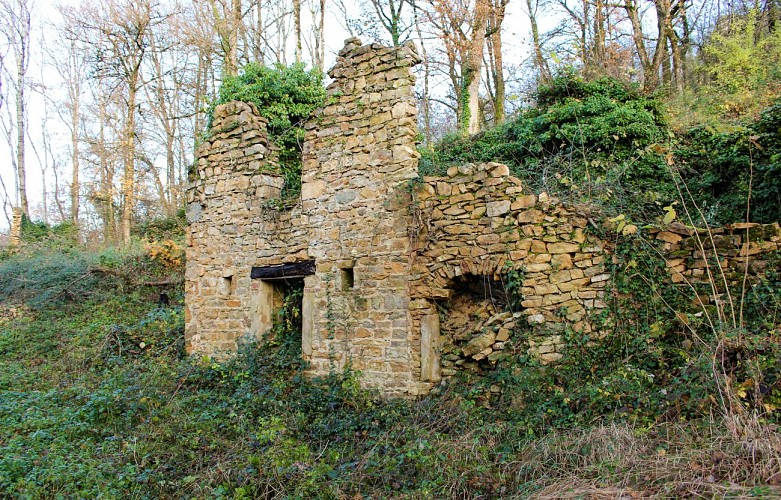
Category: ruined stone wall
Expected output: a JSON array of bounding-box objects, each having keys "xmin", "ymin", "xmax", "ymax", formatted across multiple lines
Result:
[
  {"xmin": 411, "ymin": 163, "xmax": 609, "ymax": 371},
  {"xmin": 410, "ymin": 164, "xmax": 780, "ymax": 375},
  {"xmin": 300, "ymin": 38, "xmax": 425, "ymax": 396},
  {"xmin": 185, "ymin": 39, "xmax": 780, "ymax": 397},
  {"xmin": 651, "ymin": 222, "xmax": 780, "ymax": 288},
  {"xmin": 185, "ymin": 101, "xmax": 309, "ymax": 356}
]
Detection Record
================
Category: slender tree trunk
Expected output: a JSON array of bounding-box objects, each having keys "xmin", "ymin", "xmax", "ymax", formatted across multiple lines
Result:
[
  {"xmin": 592, "ymin": 0, "xmax": 606, "ymax": 72},
  {"xmin": 121, "ymin": 79, "xmax": 137, "ymax": 243},
  {"xmin": 525, "ymin": 0, "xmax": 550, "ymax": 83},
  {"xmin": 70, "ymin": 83, "xmax": 80, "ymax": 226},
  {"xmin": 414, "ymin": 1, "xmax": 432, "ymax": 144},
  {"xmin": 489, "ymin": 0, "xmax": 507, "ymax": 123},
  {"xmin": 230, "ymin": 0, "xmax": 241, "ymax": 71},
  {"xmin": 294, "ymin": 0, "xmax": 302, "ymax": 62},
  {"xmin": 15, "ymin": 48, "xmax": 27, "ymax": 216},
  {"xmin": 98, "ymin": 89, "xmax": 114, "ymax": 242},
  {"xmin": 39, "ymin": 160, "xmax": 47, "ymax": 224},
  {"xmin": 655, "ymin": 0, "xmax": 672, "ymax": 89},
  {"xmin": 52, "ymin": 159, "xmax": 66, "ymax": 222},
  {"xmin": 254, "ymin": 0, "xmax": 263, "ymax": 61},
  {"xmin": 462, "ymin": 0, "xmax": 489, "ymax": 135},
  {"xmin": 318, "ymin": 0, "xmax": 326, "ymax": 67}
]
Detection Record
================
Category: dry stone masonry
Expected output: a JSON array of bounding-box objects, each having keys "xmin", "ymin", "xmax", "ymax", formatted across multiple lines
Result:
[
  {"xmin": 652, "ymin": 221, "xmax": 780, "ymax": 287},
  {"xmin": 185, "ymin": 38, "xmax": 781, "ymax": 397},
  {"xmin": 410, "ymin": 162, "xmax": 608, "ymax": 371}
]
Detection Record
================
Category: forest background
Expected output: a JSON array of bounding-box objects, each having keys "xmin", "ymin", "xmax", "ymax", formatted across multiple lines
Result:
[{"xmin": 0, "ymin": 0, "xmax": 778, "ymax": 241}]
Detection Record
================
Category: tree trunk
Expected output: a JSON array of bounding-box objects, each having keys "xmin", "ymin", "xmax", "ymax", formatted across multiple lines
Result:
[
  {"xmin": 70, "ymin": 88, "xmax": 80, "ymax": 226},
  {"xmin": 461, "ymin": 0, "xmax": 489, "ymax": 135},
  {"xmin": 230, "ymin": 0, "xmax": 241, "ymax": 71},
  {"xmin": 314, "ymin": 0, "xmax": 326, "ymax": 68},
  {"xmin": 98, "ymin": 87, "xmax": 115, "ymax": 242},
  {"xmin": 592, "ymin": 0, "xmax": 606, "ymax": 72},
  {"xmin": 294, "ymin": 0, "xmax": 302, "ymax": 62},
  {"xmin": 414, "ymin": 1, "xmax": 432, "ymax": 144},
  {"xmin": 525, "ymin": 0, "xmax": 550, "ymax": 83},
  {"xmin": 15, "ymin": 43, "xmax": 27, "ymax": 216},
  {"xmin": 121, "ymin": 79, "xmax": 137, "ymax": 243},
  {"xmin": 489, "ymin": 0, "xmax": 507, "ymax": 123},
  {"xmin": 253, "ymin": 0, "xmax": 262, "ymax": 61}
]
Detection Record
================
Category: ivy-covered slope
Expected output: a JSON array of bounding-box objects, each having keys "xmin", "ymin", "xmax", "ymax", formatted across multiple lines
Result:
[{"xmin": 425, "ymin": 71, "xmax": 781, "ymax": 225}]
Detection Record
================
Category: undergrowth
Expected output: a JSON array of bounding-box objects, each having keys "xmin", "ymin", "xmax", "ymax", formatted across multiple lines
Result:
[{"xmin": 1, "ymin": 243, "xmax": 780, "ymax": 497}]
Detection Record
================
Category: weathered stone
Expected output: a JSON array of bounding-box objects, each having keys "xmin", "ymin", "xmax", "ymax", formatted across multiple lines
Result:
[
  {"xmin": 548, "ymin": 242, "xmax": 580, "ymax": 254},
  {"xmin": 490, "ymin": 164, "xmax": 510, "ymax": 177},
  {"xmin": 657, "ymin": 231, "xmax": 683, "ymax": 244},
  {"xmin": 511, "ymin": 194, "xmax": 537, "ymax": 210},
  {"xmin": 302, "ymin": 180, "xmax": 327, "ymax": 200},
  {"xmin": 487, "ymin": 200, "xmax": 511, "ymax": 217},
  {"xmin": 517, "ymin": 209, "xmax": 544, "ymax": 223},
  {"xmin": 187, "ymin": 38, "xmax": 781, "ymax": 399},
  {"xmin": 462, "ymin": 331, "xmax": 497, "ymax": 357}
]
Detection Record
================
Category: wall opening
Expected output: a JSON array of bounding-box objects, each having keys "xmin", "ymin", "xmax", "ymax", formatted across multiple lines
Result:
[
  {"xmin": 249, "ymin": 262, "xmax": 316, "ymax": 359},
  {"xmin": 340, "ymin": 267, "xmax": 355, "ymax": 291},
  {"xmin": 438, "ymin": 273, "xmax": 517, "ymax": 376},
  {"xmin": 220, "ymin": 275, "xmax": 234, "ymax": 296}
]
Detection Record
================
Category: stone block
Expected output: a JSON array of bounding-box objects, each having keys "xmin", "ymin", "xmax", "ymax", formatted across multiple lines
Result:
[
  {"xmin": 462, "ymin": 331, "xmax": 497, "ymax": 357},
  {"xmin": 487, "ymin": 200, "xmax": 511, "ymax": 217},
  {"xmin": 511, "ymin": 194, "xmax": 537, "ymax": 210},
  {"xmin": 548, "ymin": 242, "xmax": 580, "ymax": 254}
]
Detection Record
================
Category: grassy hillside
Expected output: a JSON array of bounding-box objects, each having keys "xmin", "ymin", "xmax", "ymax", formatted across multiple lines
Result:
[{"xmin": 1, "ymin": 235, "xmax": 780, "ymax": 497}]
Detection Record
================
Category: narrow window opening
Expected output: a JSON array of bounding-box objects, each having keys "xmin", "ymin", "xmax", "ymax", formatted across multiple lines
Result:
[
  {"xmin": 340, "ymin": 267, "xmax": 355, "ymax": 291},
  {"xmin": 220, "ymin": 275, "xmax": 234, "ymax": 296}
]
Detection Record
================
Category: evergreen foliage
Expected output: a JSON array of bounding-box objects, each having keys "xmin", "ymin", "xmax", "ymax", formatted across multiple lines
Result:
[
  {"xmin": 424, "ymin": 71, "xmax": 672, "ymax": 219},
  {"xmin": 426, "ymin": 71, "xmax": 781, "ymax": 224},
  {"xmin": 211, "ymin": 63, "xmax": 327, "ymax": 200},
  {"xmin": 676, "ymin": 99, "xmax": 781, "ymax": 223}
]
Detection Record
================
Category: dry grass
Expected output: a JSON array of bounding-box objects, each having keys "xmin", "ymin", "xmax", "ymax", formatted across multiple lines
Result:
[{"xmin": 498, "ymin": 413, "xmax": 781, "ymax": 498}]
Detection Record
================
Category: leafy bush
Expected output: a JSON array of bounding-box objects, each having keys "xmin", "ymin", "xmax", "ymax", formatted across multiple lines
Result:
[
  {"xmin": 428, "ymin": 69, "xmax": 780, "ymax": 225},
  {"xmin": 700, "ymin": 9, "xmax": 781, "ymax": 118},
  {"xmin": 133, "ymin": 208, "xmax": 186, "ymax": 241},
  {"xmin": 429, "ymin": 71, "xmax": 672, "ymax": 219},
  {"xmin": 211, "ymin": 63, "xmax": 326, "ymax": 200}
]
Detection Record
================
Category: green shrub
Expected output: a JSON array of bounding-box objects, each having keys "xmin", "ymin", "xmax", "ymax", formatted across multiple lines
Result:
[
  {"xmin": 431, "ymin": 70, "xmax": 672, "ymax": 220},
  {"xmin": 675, "ymin": 99, "xmax": 781, "ymax": 224},
  {"xmin": 211, "ymin": 63, "xmax": 326, "ymax": 201},
  {"xmin": 133, "ymin": 208, "xmax": 186, "ymax": 241}
]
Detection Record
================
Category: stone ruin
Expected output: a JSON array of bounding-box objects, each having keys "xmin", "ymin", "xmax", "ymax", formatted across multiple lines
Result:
[{"xmin": 185, "ymin": 38, "xmax": 781, "ymax": 397}]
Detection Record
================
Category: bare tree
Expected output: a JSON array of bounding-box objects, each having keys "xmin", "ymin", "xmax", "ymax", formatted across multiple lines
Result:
[
  {"xmin": 48, "ymin": 14, "xmax": 90, "ymax": 228},
  {"xmin": 371, "ymin": 0, "xmax": 416, "ymax": 45},
  {"xmin": 426, "ymin": 0, "xmax": 491, "ymax": 135},
  {"xmin": 0, "ymin": 0, "xmax": 32, "ymax": 216},
  {"xmin": 201, "ymin": 0, "xmax": 245, "ymax": 76},
  {"xmin": 523, "ymin": 0, "xmax": 551, "ymax": 83},
  {"xmin": 556, "ymin": 0, "xmax": 591, "ymax": 66},
  {"xmin": 486, "ymin": 0, "xmax": 508, "ymax": 123},
  {"xmin": 70, "ymin": 0, "xmax": 157, "ymax": 243}
]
